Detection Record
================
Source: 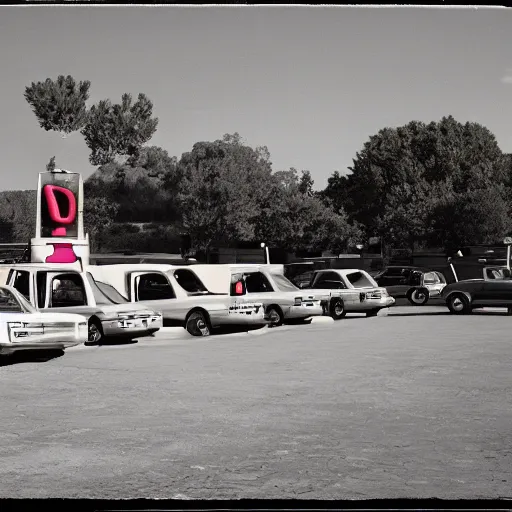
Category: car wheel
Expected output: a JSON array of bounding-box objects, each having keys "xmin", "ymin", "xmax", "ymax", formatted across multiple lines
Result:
[
  {"xmin": 186, "ymin": 311, "xmax": 211, "ymax": 337},
  {"xmin": 329, "ymin": 298, "xmax": 346, "ymax": 320},
  {"xmin": 366, "ymin": 308, "xmax": 379, "ymax": 317},
  {"xmin": 87, "ymin": 319, "xmax": 103, "ymax": 345},
  {"xmin": 447, "ymin": 293, "xmax": 471, "ymax": 315},
  {"xmin": 266, "ymin": 306, "xmax": 284, "ymax": 327},
  {"xmin": 407, "ymin": 287, "xmax": 430, "ymax": 306}
]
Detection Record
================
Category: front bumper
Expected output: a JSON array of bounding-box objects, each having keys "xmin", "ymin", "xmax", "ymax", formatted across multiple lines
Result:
[{"xmin": 101, "ymin": 313, "xmax": 163, "ymax": 338}]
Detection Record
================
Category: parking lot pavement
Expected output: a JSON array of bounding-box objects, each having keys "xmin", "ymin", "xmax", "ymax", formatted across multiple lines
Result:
[{"xmin": 1, "ymin": 310, "xmax": 512, "ymax": 499}]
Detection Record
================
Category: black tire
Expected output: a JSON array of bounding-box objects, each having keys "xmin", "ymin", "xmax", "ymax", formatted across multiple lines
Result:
[
  {"xmin": 329, "ymin": 298, "xmax": 346, "ymax": 320},
  {"xmin": 86, "ymin": 319, "xmax": 103, "ymax": 345},
  {"xmin": 366, "ymin": 308, "xmax": 379, "ymax": 317},
  {"xmin": 185, "ymin": 310, "xmax": 212, "ymax": 337},
  {"xmin": 446, "ymin": 292, "xmax": 471, "ymax": 315},
  {"xmin": 266, "ymin": 305, "xmax": 284, "ymax": 327},
  {"xmin": 407, "ymin": 287, "xmax": 430, "ymax": 306}
]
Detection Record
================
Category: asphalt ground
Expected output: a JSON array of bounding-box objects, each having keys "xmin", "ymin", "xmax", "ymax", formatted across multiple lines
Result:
[{"xmin": 1, "ymin": 302, "xmax": 512, "ymax": 499}]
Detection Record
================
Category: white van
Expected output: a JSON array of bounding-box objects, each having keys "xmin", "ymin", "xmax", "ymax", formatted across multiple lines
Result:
[{"xmin": 87, "ymin": 264, "xmax": 267, "ymax": 336}]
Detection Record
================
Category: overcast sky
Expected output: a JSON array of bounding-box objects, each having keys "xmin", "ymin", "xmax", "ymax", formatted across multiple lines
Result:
[{"xmin": 0, "ymin": 5, "xmax": 511, "ymax": 191}]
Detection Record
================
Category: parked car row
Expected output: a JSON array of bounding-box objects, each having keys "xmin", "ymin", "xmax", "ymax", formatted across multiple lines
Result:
[
  {"xmin": 2, "ymin": 258, "xmax": 512, "ymax": 357},
  {"xmin": 0, "ymin": 262, "xmax": 396, "ymax": 355}
]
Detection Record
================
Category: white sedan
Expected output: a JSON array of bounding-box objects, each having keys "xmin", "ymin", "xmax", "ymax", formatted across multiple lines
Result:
[{"xmin": 0, "ymin": 285, "xmax": 88, "ymax": 355}]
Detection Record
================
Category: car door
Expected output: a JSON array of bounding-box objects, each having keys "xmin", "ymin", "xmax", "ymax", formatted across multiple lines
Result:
[
  {"xmin": 311, "ymin": 271, "xmax": 359, "ymax": 309},
  {"xmin": 129, "ymin": 271, "xmax": 179, "ymax": 319},
  {"xmin": 476, "ymin": 269, "xmax": 512, "ymax": 305},
  {"xmin": 376, "ymin": 268, "xmax": 409, "ymax": 297},
  {"xmin": 39, "ymin": 271, "xmax": 94, "ymax": 316}
]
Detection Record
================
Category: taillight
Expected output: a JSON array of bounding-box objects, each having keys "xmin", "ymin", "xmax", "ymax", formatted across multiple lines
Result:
[
  {"xmin": 294, "ymin": 297, "xmax": 302, "ymax": 306},
  {"xmin": 235, "ymin": 282, "xmax": 243, "ymax": 295}
]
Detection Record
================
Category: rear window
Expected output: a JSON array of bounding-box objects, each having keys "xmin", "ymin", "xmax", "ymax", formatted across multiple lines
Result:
[
  {"xmin": 345, "ymin": 271, "xmax": 376, "ymax": 288},
  {"xmin": 271, "ymin": 273, "xmax": 299, "ymax": 292}
]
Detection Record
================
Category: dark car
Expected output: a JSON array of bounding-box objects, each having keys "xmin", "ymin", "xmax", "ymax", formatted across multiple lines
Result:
[
  {"xmin": 442, "ymin": 266, "xmax": 512, "ymax": 315},
  {"xmin": 373, "ymin": 266, "xmax": 447, "ymax": 305}
]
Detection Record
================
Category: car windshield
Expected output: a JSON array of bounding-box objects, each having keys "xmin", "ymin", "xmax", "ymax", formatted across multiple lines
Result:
[
  {"xmin": 272, "ymin": 273, "xmax": 300, "ymax": 292},
  {"xmin": 85, "ymin": 273, "xmax": 116, "ymax": 305},
  {"xmin": 0, "ymin": 288, "xmax": 24, "ymax": 312},
  {"xmin": 93, "ymin": 278, "xmax": 129, "ymax": 304},
  {"xmin": 15, "ymin": 290, "xmax": 37, "ymax": 313}
]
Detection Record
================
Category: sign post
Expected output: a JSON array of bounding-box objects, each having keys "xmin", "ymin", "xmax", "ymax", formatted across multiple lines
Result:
[
  {"xmin": 504, "ymin": 237, "xmax": 512, "ymax": 271},
  {"xmin": 31, "ymin": 169, "xmax": 90, "ymax": 266}
]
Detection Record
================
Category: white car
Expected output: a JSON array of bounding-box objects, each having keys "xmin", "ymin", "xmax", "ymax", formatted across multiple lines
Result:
[
  {"xmin": 1, "ymin": 264, "xmax": 163, "ymax": 344},
  {"xmin": 0, "ymin": 285, "xmax": 88, "ymax": 355},
  {"xmin": 193, "ymin": 264, "xmax": 324, "ymax": 326},
  {"xmin": 87, "ymin": 264, "xmax": 268, "ymax": 337},
  {"xmin": 295, "ymin": 268, "xmax": 395, "ymax": 318}
]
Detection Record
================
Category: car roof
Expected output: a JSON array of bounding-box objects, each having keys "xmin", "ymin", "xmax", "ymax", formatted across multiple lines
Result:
[{"xmin": 383, "ymin": 266, "xmax": 436, "ymax": 272}]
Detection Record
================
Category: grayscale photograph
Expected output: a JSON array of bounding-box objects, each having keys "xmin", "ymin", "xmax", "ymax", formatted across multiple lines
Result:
[{"xmin": 0, "ymin": 2, "xmax": 511, "ymax": 503}]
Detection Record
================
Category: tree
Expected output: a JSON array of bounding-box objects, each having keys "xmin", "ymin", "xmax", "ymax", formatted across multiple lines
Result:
[
  {"xmin": 253, "ymin": 168, "xmax": 361, "ymax": 254},
  {"xmin": 83, "ymin": 196, "xmax": 120, "ymax": 252},
  {"xmin": 429, "ymin": 184, "xmax": 512, "ymax": 250},
  {"xmin": 177, "ymin": 134, "xmax": 274, "ymax": 251},
  {"xmin": 24, "ymin": 75, "xmax": 90, "ymax": 137},
  {"xmin": 320, "ymin": 170, "xmax": 349, "ymax": 212},
  {"xmin": 81, "ymin": 93, "xmax": 158, "ymax": 166},
  {"xmin": 0, "ymin": 190, "xmax": 37, "ymax": 243},
  {"xmin": 298, "ymin": 170, "xmax": 314, "ymax": 197},
  {"xmin": 334, "ymin": 116, "xmax": 507, "ymax": 250},
  {"xmin": 46, "ymin": 156, "xmax": 56, "ymax": 172},
  {"xmin": 85, "ymin": 146, "xmax": 181, "ymax": 223}
]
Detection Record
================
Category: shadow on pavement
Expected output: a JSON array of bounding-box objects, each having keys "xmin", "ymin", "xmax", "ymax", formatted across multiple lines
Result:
[
  {"xmin": 85, "ymin": 338, "xmax": 139, "ymax": 347},
  {"xmin": 0, "ymin": 349, "xmax": 65, "ymax": 367}
]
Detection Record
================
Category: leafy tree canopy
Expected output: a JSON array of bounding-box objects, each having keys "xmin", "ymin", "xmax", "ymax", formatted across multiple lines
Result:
[
  {"xmin": 24, "ymin": 75, "xmax": 90, "ymax": 136},
  {"xmin": 81, "ymin": 93, "xmax": 158, "ymax": 166},
  {"xmin": 329, "ymin": 115, "xmax": 507, "ymax": 250}
]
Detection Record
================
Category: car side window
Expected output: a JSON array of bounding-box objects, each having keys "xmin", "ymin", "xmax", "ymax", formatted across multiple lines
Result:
[
  {"xmin": 244, "ymin": 272, "xmax": 274, "ymax": 293},
  {"xmin": 423, "ymin": 272, "xmax": 438, "ymax": 285},
  {"xmin": 51, "ymin": 273, "xmax": 87, "ymax": 307},
  {"xmin": 173, "ymin": 269, "xmax": 207, "ymax": 293},
  {"xmin": 312, "ymin": 271, "xmax": 347, "ymax": 289},
  {"xmin": 136, "ymin": 273, "xmax": 175, "ymax": 301},
  {"xmin": 12, "ymin": 270, "xmax": 30, "ymax": 300}
]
